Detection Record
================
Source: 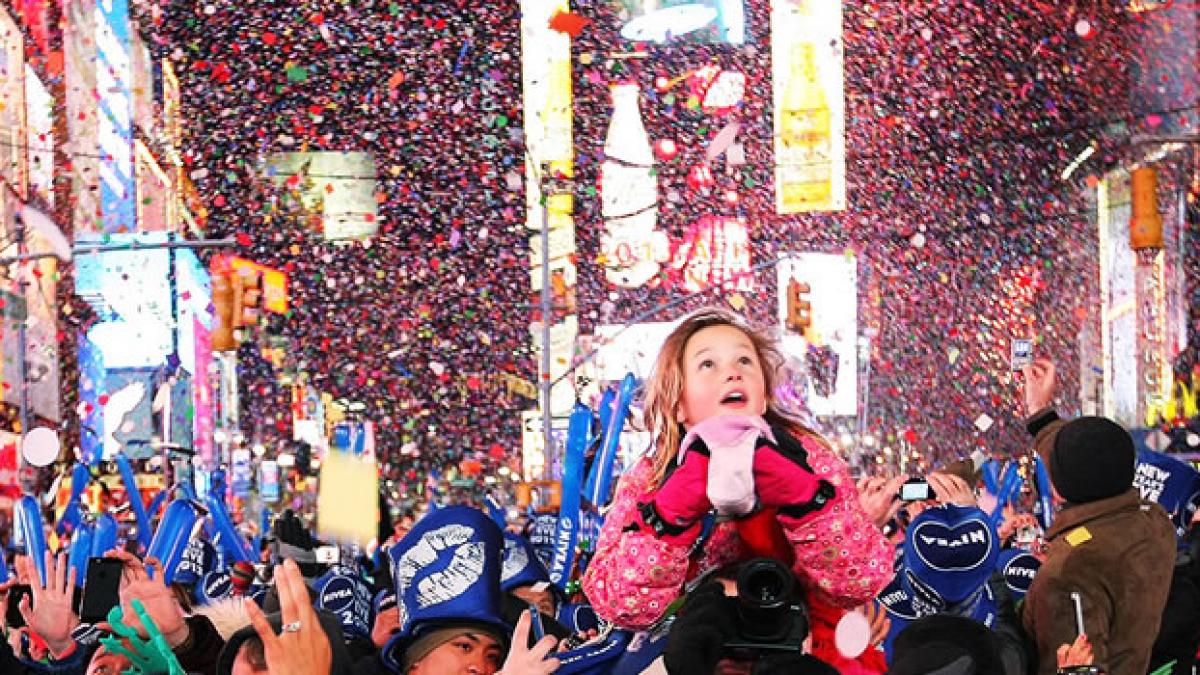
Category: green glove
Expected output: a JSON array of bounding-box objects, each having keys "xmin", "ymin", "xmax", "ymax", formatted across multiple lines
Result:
[{"xmin": 99, "ymin": 599, "xmax": 186, "ymax": 675}]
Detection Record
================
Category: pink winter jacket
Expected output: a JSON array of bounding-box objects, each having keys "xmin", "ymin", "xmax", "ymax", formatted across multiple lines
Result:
[{"xmin": 582, "ymin": 432, "xmax": 893, "ymax": 630}]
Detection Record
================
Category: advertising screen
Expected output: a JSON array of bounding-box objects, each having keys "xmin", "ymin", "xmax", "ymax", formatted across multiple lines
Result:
[
  {"xmin": 76, "ymin": 232, "xmax": 173, "ymax": 369},
  {"xmin": 264, "ymin": 152, "xmax": 378, "ymax": 240},
  {"xmin": 175, "ymin": 248, "xmax": 212, "ymax": 377},
  {"xmin": 95, "ymin": 0, "xmax": 135, "ymax": 234},
  {"xmin": 25, "ymin": 65, "xmax": 53, "ymax": 206},
  {"xmin": 1099, "ymin": 174, "xmax": 1139, "ymax": 427},
  {"xmin": 612, "ymin": 0, "xmax": 746, "ymax": 45},
  {"xmin": 0, "ymin": 6, "xmax": 27, "ymax": 197},
  {"xmin": 777, "ymin": 252, "xmax": 858, "ymax": 417}
]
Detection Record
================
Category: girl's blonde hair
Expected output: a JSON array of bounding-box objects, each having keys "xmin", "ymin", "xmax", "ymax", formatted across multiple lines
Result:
[{"xmin": 642, "ymin": 307, "xmax": 829, "ymax": 484}]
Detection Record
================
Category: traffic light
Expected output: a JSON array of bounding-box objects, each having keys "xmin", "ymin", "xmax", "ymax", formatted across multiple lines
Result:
[
  {"xmin": 211, "ymin": 265, "xmax": 237, "ymax": 352},
  {"xmin": 786, "ymin": 279, "xmax": 811, "ymax": 334},
  {"xmin": 233, "ymin": 267, "xmax": 262, "ymax": 329}
]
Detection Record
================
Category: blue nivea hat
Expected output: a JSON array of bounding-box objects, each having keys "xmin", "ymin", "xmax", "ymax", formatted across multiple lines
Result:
[
  {"xmin": 314, "ymin": 566, "xmax": 373, "ymax": 641},
  {"xmin": 382, "ymin": 506, "xmax": 508, "ymax": 671},
  {"xmin": 996, "ymin": 548, "xmax": 1041, "ymax": 599},
  {"xmin": 902, "ymin": 505, "xmax": 999, "ymax": 605},
  {"xmin": 174, "ymin": 538, "xmax": 216, "ymax": 586},
  {"xmin": 193, "ymin": 570, "xmax": 234, "ymax": 606},
  {"xmin": 500, "ymin": 532, "xmax": 553, "ymax": 594}
]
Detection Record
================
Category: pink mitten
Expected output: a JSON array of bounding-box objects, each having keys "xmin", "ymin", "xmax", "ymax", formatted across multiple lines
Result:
[
  {"xmin": 753, "ymin": 428, "xmax": 835, "ymax": 522},
  {"xmin": 681, "ymin": 415, "xmax": 773, "ymax": 517},
  {"xmin": 639, "ymin": 445, "xmax": 712, "ymax": 543}
]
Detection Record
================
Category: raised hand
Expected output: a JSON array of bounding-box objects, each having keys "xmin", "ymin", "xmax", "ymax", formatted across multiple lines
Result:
[
  {"xmin": 244, "ymin": 559, "xmax": 332, "ymax": 675},
  {"xmin": 927, "ymin": 472, "xmax": 977, "ymax": 508},
  {"xmin": 103, "ymin": 551, "xmax": 189, "ymax": 648},
  {"xmin": 499, "ymin": 609, "xmax": 561, "ymax": 675},
  {"xmin": 1022, "ymin": 358, "xmax": 1057, "ymax": 416},
  {"xmin": 857, "ymin": 474, "xmax": 908, "ymax": 530},
  {"xmin": 18, "ymin": 551, "xmax": 79, "ymax": 657}
]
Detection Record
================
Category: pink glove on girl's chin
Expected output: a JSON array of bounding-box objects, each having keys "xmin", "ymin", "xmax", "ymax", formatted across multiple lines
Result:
[
  {"xmin": 680, "ymin": 415, "xmax": 773, "ymax": 517},
  {"xmin": 646, "ymin": 443, "xmax": 712, "ymax": 539},
  {"xmin": 753, "ymin": 429, "xmax": 835, "ymax": 522}
]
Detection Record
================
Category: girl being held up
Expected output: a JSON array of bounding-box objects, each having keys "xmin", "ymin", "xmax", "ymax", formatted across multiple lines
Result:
[{"xmin": 582, "ymin": 308, "xmax": 893, "ymax": 633}]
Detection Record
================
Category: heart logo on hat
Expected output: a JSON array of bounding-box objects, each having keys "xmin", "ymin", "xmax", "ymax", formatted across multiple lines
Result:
[
  {"xmin": 910, "ymin": 515, "xmax": 994, "ymax": 572},
  {"xmin": 501, "ymin": 538, "xmax": 529, "ymax": 584},
  {"xmin": 1001, "ymin": 552, "xmax": 1040, "ymax": 595}
]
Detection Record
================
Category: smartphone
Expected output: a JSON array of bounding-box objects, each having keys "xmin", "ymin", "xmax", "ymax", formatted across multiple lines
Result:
[
  {"xmin": 526, "ymin": 605, "xmax": 545, "ymax": 649},
  {"xmin": 80, "ymin": 557, "xmax": 123, "ymax": 624},
  {"xmin": 899, "ymin": 479, "xmax": 932, "ymax": 502},
  {"xmin": 5, "ymin": 584, "xmax": 31, "ymax": 628},
  {"xmin": 1011, "ymin": 339, "xmax": 1034, "ymax": 372},
  {"xmin": 314, "ymin": 546, "xmax": 340, "ymax": 564}
]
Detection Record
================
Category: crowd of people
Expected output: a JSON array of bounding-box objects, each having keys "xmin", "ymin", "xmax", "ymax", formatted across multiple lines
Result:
[{"xmin": 3, "ymin": 308, "xmax": 1200, "ymax": 674}]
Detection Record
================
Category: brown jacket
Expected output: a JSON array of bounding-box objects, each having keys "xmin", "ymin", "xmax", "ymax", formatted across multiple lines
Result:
[{"xmin": 1022, "ymin": 488, "xmax": 1176, "ymax": 674}]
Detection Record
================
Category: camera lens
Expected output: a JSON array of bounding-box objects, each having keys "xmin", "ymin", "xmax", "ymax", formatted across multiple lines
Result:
[{"xmin": 735, "ymin": 558, "xmax": 795, "ymax": 643}]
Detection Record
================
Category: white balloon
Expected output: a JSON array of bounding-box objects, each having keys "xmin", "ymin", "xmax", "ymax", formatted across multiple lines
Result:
[
  {"xmin": 834, "ymin": 610, "xmax": 872, "ymax": 659},
  {"xmin": 22, "ymin": 427, "xmax": 60, "ymax": 467}
]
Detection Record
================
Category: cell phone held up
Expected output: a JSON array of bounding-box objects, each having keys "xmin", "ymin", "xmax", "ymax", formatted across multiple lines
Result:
[
  {"xmin": 80, "ymin": 557, "xmax": 124, "ymax": 624},
  {"xmin": 898, "ymin": 479, "xmax": 932, "ymax": 502},
  {"xmin": 5, "ymin": 584, "xmax": 32, "ymax": 628},
  {"xmin": 1011, "ymin": 339, "xmax": 1034, "ymax": 372}
]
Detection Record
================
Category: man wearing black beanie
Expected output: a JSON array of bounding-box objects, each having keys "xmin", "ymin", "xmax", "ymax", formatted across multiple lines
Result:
[{"xmin": 1020, "ymin": 360, "xmax": 1176, "ymax": 675}]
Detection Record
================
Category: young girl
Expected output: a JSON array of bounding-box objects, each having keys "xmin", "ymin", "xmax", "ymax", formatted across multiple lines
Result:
[{"xmin": 582, "ymin": 308, "xmax": 893, "ymax": 634}]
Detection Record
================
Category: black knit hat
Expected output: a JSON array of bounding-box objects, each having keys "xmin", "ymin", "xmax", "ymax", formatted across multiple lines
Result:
[
  {"xmin": 888, "ymin": 614, "xmax": 1004, "ymax": 675},
  {"xmin": 1049, "ymin": 416, "xmax": 1136, "ymax": 504}
]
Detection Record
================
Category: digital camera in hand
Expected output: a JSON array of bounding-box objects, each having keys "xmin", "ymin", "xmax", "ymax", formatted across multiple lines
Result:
[{"xmin": 722, "ymin": 558, "xmax": 810, "ymax": 656}]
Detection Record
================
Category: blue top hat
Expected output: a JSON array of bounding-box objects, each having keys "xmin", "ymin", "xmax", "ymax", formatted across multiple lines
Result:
[
  {"xmin": 175, "ymin": 538, "xmax": 216, "ymax": 587},
  {"xmin": 382, "ymin": 506, "xmax": 508, "ymax": 672},
  {"xmin": 500, "ymin": 532, "xmax": 553, "ymax": 594},
  {"xmin": 193, "ymin": 570, "xmax": 234, "ymax": 606},
  {"xmin": 902, "ymin": 505, "xmax": 999, "ymax": 605},
  {"xmin": 314, "ymin": 566, "xmax": 374, "ymax": 641},
  {"xmin": 996, "ymin": 548, "xmax": 1040, "ymax": 600}
]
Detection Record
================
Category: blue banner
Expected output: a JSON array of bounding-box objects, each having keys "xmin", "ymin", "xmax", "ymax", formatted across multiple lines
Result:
[
  {"xmin": 550, "ymin": 403, "xmax": 592, "ymax": 590},
  {"xmin": 583, "ymin": 388, "xmax": 617, "ymax": 501}
]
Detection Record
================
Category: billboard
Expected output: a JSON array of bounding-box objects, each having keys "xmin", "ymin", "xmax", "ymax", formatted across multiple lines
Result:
[
  {"xmin": 777, "ymin": 252, "xmax": 857, "ymax": 417},
  {"xmin": 1098, "ymin": 173, "xmax": 1139, "ymax": 427},
  {"xmin": 95, "ymin": 0, "xmax": 135, "ymax": 234},
  {"xmin": 64, "ymin": 0, "xmax": 101, "ymax": 236},
  {"xmin": 76, "ymin": 232, "xmax": 173, "ymax": 369},
  {"xmin": 612, "ymin": 0, "xmax": 746, "ymax": 45},
  {"xmin": 0, "ymin": 6, "xmax": 27, "ymax": 198},
  {"xmin": 175, "ymin": 248, "xmax": 212, "ymax": 376},
  {"xmin": 78, "ymin": 336, "xmax": 106, "ymax": 463},
  {"xmin": 771, "ymin": 0, "xmax": 845, "ymax": 213},
  {"xmin": 0, "ymin": 188, "xmax": 60, "ymax": 422},
  {"xmin": 25, "ymin": 65, "xmax": 53, "ymax": 206},
  {"xmin": 592, "ymin": 321, "xmax": 678, "ymax": 382},
  {"xmin": 263, "ymin": 152, "xmax": 378, "ymax": 240},
  {"xmin": 135, "ymin": 139, "xmax": 174, "ymax": 233}
]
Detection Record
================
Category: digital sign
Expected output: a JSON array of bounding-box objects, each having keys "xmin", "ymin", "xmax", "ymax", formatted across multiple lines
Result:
[
  {"xmin": 777, "ymin": 252, "xmax": 858, "ymax": 417},
  {"xmin": 95, "ymin": 0, "xmax": 135, "ymax": 234},
  {"xmin": 771, "ymin": 0, "xmax": 845, "ymax": 213},
  {"xmin": 264, "ymin": 152, "xmax": 378, "ymax": 240},
  {"xmin": 76, "ymin": 232, "xmax": 173, "ymax": 369}
]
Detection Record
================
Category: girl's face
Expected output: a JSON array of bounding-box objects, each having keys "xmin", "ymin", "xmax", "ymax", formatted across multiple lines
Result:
[{"xmin": 677, "ymin": 324, "xmax": 767, "ymax": 428}]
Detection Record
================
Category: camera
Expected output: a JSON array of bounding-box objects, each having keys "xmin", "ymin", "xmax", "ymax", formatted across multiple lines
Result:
[
  {"xmin": 898, "ymin": 478, "xmax": 932, "ymax": 502},
  {"xmin": 722, "ymin": 558, "xmax": 810, "ymax": 655}
]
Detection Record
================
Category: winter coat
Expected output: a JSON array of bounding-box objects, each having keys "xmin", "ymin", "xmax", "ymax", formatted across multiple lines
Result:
[
  {"xmin": 582, "ymin": 427, "xmax": 892, "ymax": 630},
  {"xmin": 1021, "ymin": 489, "xmax": 1176, "ymax": 675}
]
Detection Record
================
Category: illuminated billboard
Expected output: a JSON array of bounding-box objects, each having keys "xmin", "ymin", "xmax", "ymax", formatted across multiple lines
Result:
[
  {"xmin": 613, "ymin": 0, "xmax": 746, "ymax": 45},
  {"xmin": 777, "ymin": 252, "xmax": 857, "ymax": 417},
  {"xmin": 1098, "ymin": 173, "xmax": 1139, "ymax": 427},
  {"xmin": 0, "ymin": 6, "xmax": 27, "ymax": 198},
  {"xmin": 772, "ymin": 0, "xmax": 845, "ymax": 213},
  {"xmin": 76, "ymin": 232, "xmax": 173, "ymax": 369},
  {"xmin": 25, "ymin": 65, "xmax": 53, "ymax": 206},
  {"xmin": 95, "ymin": 0, "xmax": 135, "ymax": 234},
  {"xmin": 65, "ymin": 0, "xmax": 101, "ymax": 235},
  {"xmin": 264, "ymin": 152, "xmax": 378, "ymax": 240}
]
